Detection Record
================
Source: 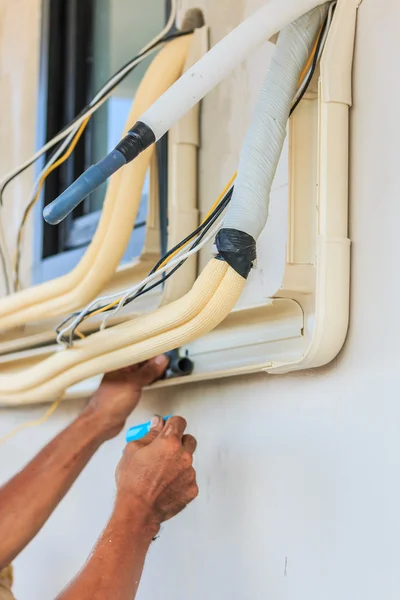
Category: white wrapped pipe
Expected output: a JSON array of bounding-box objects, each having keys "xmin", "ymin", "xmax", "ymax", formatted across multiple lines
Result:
[{"xmin": 224, "ymin": 3, "xmax": 328, "ymax": 239}]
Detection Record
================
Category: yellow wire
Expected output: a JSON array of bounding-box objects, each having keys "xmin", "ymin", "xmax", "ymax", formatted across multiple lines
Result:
[
  {"xmin": 38, "ymin": 118, "xmax": 90, "ymax": 193},
  {"xmin": 73, "ymin": 171, "xmax": 239, "ymax": 335},
  {"xmin": 14, "ymin": 117, "xmax": 91, "ymax": 290},
  {"xmin": 157, "ymin": 171, "xmax": 238, "ymax": 270},
  {"xmin": 297, "ymin": 20, "xmax": 324, "ymax": 85},
  {"xmin": 0, "ymin": 396, "xmax": 63, "ymax": 447}
]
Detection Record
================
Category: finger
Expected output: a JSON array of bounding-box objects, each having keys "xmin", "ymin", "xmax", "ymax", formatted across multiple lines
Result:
[
  {"xmin": 103, "ymin": 363, "xmax": 143, "ymax": 382},
  {"xmin": 136, "ymin": 356, "xmax": 169, "ymax": 386},
  {"xmin": 120, "ymin": 364, "xmax": 141, "ymax": 374},
  {"xmin": 160, "ymin": 416, "xmax": 187, "ymax": 440},
  {"xmin": 182, "ymin": 434, "xmax": 197, "ymax": 455},
  {"xmin": 128, "ymin": 415, "xmax": 165, "ymax": 450}
]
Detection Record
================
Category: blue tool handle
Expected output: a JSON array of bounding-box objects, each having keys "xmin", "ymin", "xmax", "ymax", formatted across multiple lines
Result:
[{"xmin": 126, "ymin": 416, "xmax": 172, "ymax": 443}]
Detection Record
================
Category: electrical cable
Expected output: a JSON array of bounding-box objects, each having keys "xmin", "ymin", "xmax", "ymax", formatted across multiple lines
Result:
[
  {"xmin": 1, "ymin": 127, "xmax": 82, "ymax": 293},
  {"xmin": 66, "ymin": 189, "xmax": 233, "ymax": 340},
  {"xmin": 99, "ymin": 187, "xmax": 234, "ymax": 325},
  {"xmin": 97, "ymin": 200, "xmax": 229, "ymax": 333},
  {"xmin": 155, "ymin": 172, "xmax": 237, "ymax": 271},
  {"xmin": 55, "ymin": 179, "xmax": 235, "ymax": 339},
  {"xmin": 57, "ymin": 187, "xmax": 233, "ymax": 345},
  {"xmin": 290, "ymin": 1, "xmax": 335, "ymax": 115},
  {"xmin": 14, "ymin": 118, "xmax": 90, "ymax": 290},
  {"xmin": 297, "ymin": 22, "xmax": 322, "ymax": 85},
  {"xmin": 57, "ymin": 214, "xmax": 227, "ymax": 347},
  {"xmin": 0, "ymin": 227, "xmax": 10, "ymax": 296}
]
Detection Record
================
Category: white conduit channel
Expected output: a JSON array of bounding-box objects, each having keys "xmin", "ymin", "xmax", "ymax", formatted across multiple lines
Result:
[{"xmin": 0, "ymin": 4, "xmax": 328, "ymax": 404}]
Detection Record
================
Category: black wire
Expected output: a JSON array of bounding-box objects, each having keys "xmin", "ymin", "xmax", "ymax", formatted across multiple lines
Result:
[
  {"xmin": 121, "ymin": 188, "xmax": 233, "ymax": 306},
  {"xmin": 96, "ymin": 192, "xmax": 228, "ymax": 313},
  {"xmin": 0, "ymin": 248, "xmax": 10, "ymax": 295},
  {"xmin": 157, "ymin": 135, "xmax": 169, "ymax": 258},
  {"xmin": 127, "ymin": 205, "xmax": 224, "ymax": 303},
  {"xmin": 149, "ymin": 187, "xmax": 233, "ymax": 276},
  {"xmin": 57, "ymin": 187, "xmax": 233, "ymax": 343},
  {"xmin": 97, "ymin": 187, "xmax": 232, "ymax": 310},
  {"xmin": 289, "ymin": 14, "xmax": 328, "ymax": 117}
]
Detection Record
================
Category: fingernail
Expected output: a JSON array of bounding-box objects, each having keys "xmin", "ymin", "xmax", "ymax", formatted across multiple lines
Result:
[
  {"xmin": 154, "ymin": 355, "xmax": 168, "ymax": 367},
  {"xmin": 150, "ymin": 415, "xmax": 161, "ymax": 429}
]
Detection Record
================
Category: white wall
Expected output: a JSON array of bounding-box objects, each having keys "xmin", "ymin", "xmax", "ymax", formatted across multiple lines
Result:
[{"xmin": 1, "ymin": 0, "xmax": 400, "ymax": 599}]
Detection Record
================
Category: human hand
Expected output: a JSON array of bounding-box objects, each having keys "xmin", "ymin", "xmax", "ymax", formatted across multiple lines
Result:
[
  {"xmin": 86, "ymin": 356, "xmax": 169, "ymax": 440},
  {"xmin": 115, "ymin": 416, "xmax": 198, "ymax": 530}
]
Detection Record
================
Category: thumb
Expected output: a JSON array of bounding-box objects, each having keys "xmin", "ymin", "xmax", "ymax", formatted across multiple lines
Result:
[
  {"xmin": 148, "ymin": 414, "xmax": 165, "ymax": 438},
  {"xmin": 133, "ymin": 414, "xmax": 165, "ymax": 449}
]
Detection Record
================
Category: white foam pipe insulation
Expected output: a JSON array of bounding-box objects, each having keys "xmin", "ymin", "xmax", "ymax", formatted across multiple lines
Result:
[{"xmin": 0, "ymin": 3, "xmax": 328, "ymax": 404}]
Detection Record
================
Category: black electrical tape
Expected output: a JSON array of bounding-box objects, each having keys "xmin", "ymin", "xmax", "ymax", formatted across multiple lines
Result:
[
  {"xmin": 215, "ymin": 228, "xmax": 256, "ymax": 279},
  {"xmin": 115, "ymin": 121, "xmax": 156, "ymax": 163}
]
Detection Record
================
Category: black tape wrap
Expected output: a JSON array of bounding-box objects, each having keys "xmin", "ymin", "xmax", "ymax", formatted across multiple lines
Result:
[
  {"xmin": 215, "ymin": 228, "xmax": 256, "ymax": 279},
  {"xmin": 115, "ymin": 121, "xmax": 156, "ymax": 163}
]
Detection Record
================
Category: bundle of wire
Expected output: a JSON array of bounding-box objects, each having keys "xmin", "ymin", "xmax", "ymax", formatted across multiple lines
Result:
[
  {"xmin": 55, "ymin": 2, "xmax": 336, "ymax": 348},
  {"xmin": 0, "ymin": 0, "xmax": 193, "ymax": 293},
  {"xmin": 56, "ymin": 178, "xmax": 235, "ymax": 346},
  {"xmin": 291, "ymin": 0, "xmax": 336, "ymax": 114}
]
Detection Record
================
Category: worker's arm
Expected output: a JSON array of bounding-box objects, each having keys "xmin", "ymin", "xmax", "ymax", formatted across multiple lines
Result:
[
  {"xmin": 0, "ymin": 356, "xmax": 168, "ymax": 569},
  {"xmin": 57, "ymin": 416, "xmax": 198, "ymax": 600}
]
